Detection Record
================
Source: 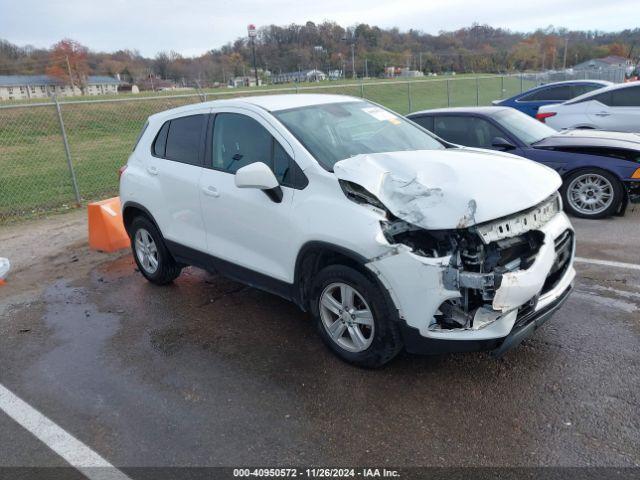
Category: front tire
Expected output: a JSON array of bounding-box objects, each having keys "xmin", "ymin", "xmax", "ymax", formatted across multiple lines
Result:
[
  {"xmin": 130, "ymin": 216, "xmax": 182, "ymax": 285},
  {"xmin": 561, "ymin": 169, "xmax": 623, "ymax": 219},
  {"xmin": 310, "ymin": 265, "xmax": 403, "ymax": 368}
]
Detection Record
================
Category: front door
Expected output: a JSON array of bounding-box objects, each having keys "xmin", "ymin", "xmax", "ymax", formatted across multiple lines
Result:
[{"xmin": 199, "ymin": 109, "xmax": 301, "ymax": 284}]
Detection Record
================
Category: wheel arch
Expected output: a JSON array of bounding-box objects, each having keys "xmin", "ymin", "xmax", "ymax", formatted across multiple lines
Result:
[
  {"xmin": 293, "ymin": 241, "xmax": 388, "ymax": 312},
  {"xmin": 122, "ymin": 201, "xmax": 162, "ymax": 237}
]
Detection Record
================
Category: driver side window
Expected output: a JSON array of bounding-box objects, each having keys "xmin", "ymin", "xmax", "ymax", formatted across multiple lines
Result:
[
  {"xmin": 211, "ymin": 113, "xmax": 307, "ymax": 189},
  {"xmin": 434, "ymin": 116, "xmax": 503, "ymax": 149}
]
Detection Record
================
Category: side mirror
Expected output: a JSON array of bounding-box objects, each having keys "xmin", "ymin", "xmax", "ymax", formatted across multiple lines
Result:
[
  {"xmin": 234, "ymin": 162, "xmax": 283, "ymax": 203},
  {"xmin": 491, "ymin": 136, "xmax": 516, "ymax": 151}
]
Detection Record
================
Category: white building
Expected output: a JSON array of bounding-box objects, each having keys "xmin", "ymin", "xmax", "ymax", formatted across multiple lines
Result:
[
  {"xmin": 271, "ymin": 69, "xmax": 327, "ymax": 84},
  {"xmin": 0, "ymin": 75, "xmax": 120, "ymax": 101}
]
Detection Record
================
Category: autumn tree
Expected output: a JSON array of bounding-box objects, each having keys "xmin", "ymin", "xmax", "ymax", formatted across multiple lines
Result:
[{"xmin": 46, "ymin": 39, "xmax": 89, "ymax": 94}]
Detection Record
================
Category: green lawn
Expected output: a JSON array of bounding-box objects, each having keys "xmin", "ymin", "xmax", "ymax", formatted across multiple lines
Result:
[{"xmin": 0, "ymin": 75, "xmax": 537, "ymax": 222}]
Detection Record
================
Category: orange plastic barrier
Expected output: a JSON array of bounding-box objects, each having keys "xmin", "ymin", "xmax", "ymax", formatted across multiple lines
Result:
[{"xmin": 88, "ymin": 197, "xmax": 130, "ymax": 252}]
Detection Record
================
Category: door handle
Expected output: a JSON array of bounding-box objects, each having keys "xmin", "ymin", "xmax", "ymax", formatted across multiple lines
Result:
[
  {"xmin": 595, "ymin": 112, "xmax": 611, "ymax": 117},
  {"xmin": 202, "ymin": 185, "xmax": 220, "ymax": 198},
  {"xmin": 146, "ymin": 165, "xmax": 159, "ymax": 175}
]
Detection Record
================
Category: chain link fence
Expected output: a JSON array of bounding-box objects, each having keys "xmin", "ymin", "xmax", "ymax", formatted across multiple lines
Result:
[{"xmin": 0, "ymin": 71, "xmax": 622, "ymax": 222}]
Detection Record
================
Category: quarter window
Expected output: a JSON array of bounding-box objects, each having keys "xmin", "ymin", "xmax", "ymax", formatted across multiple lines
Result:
[
  {"xmin": 211, "ymin": 113, "xmax": 305, "ymax": 188},
  {"xmin": 152, "ymin": 121, "xmax": 170, "ymax": 157}
]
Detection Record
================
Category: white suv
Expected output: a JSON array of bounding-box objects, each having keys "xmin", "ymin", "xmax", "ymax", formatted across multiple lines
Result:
[{"xmin": 120, "ymin": 94, "xmax": 576, "ymax": 367}]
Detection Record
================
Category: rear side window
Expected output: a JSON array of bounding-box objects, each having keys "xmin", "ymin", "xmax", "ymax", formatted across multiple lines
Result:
[
  {"xmin": 520, "ymin": 86, "xmax": 572, "ymax": 102},
  {"xmin": 165, "ymin": 115, "xmax": 206, "ymax": 166},
  {"xmin": 411, "ymin": 115, "xmax": 435, "ymax": 132},
  {"xmin": 611, "ymin": 86, "xmax": 640, "ymax": 107},
  {"xmin": 593, "ymin": 91, "xmax": 613, "ymax": 106},
  {"xmin": 572, "ymin": 84, "xmax": 603, "ymax": 97}
]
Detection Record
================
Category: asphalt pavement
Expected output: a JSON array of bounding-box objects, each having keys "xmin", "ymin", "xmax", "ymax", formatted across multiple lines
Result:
[{"xmin": 0, "ymin": 209, "xmax": 638, "ymax": 477}]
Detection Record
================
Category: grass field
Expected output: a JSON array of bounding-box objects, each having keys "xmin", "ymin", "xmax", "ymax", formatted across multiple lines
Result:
[{"xmin": 0, "ymin": 75, "xmax": 536, "ymax": 222}]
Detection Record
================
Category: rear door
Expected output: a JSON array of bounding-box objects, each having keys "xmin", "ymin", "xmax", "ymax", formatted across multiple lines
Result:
[
  {"xmin": 199, "ymin": 108, "xmax": 305, "ymax": 283},
  {"xmin": 588, "ymin": 85, "xmax": 640, "ymax": 132},
  {"xmin": 146, "ymin": 111, "xmax": 208, "ymax": 251}
]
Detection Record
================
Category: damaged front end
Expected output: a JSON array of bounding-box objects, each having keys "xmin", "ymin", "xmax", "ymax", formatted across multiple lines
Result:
[
  {"xmin": 335, "ymin": 151, "xmax": 574, "ymax": 345},
  {"xmin": 379, "ymin": 193, "xmax": 563, "ymax": 333}
]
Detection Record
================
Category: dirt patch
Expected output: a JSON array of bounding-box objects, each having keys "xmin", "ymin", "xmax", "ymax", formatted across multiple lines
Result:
[{"xmin": 0, "ymin": 208, "xmax": 127, "ymax": 312}]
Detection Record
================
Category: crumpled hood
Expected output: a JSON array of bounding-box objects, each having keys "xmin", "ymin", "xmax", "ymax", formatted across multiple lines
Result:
[{"xmin": 333, "ymin": 149, "xmax": 561, "ymax": 230}]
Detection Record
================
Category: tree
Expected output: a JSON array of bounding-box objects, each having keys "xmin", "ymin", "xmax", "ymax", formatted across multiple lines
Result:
[{"xmin": 46, "ymin": 39, "xmax": 89, "ymax": 94}]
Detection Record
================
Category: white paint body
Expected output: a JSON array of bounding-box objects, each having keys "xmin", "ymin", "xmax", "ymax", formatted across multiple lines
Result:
[
  {"xmin": 538, "ymin": 82, "xmax": 640, "ymax": 132},
  {"xmin": 121, "ymin": 94, "xmax": 575, "ymax": 343}
]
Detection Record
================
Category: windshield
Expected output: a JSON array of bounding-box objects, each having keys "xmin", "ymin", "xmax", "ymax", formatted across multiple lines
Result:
[
  {"xmin": 273, "ymin": 101, "xmax": 445, "ymax": 170},
  {"xmin": 492, "ymin": 108, "xmax": 557, "ymax": 144}
]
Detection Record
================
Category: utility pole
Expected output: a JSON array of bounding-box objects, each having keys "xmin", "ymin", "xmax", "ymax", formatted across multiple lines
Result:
[
  {"xmin": 351, "ymin": 43, "xmax": 356, "ymax": 79},
  {"xmin": 419, "ymin": 52, "xmax": 422, "ymax": 72},
  {"xmin": 562, "ymin": 37, "xmax": 569, "ymax": 70},
  {"xmin": 65, "ymin": 55, "xmax": 76, "ymax": 93},
  {"xmin": 364, "ymin": 58, "xmax": 368, "ymax": 78},
  {"xmin": 248, "ymin": 24, "xmax": 259, "ymax": 87}
]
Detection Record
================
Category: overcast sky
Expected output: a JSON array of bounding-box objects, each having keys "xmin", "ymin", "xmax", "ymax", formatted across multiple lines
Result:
[{"xmin": 1, "ymin": 0, "xmax": 637, "ymax": 57}]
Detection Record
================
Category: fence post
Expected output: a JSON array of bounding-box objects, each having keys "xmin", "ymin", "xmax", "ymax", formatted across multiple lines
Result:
[
  {"xmin": 446, "ymin": 79, "xmax": 451, "ymax": 107},
  {"xmin": 500, "ymin": 75, "xmax": 504, "ymax": 99},
  {"xmin": 53, "ymin": 95, "xmax": 81, "ymax": 205},
  {"xmin": 475, "ymin": 77, "xmax": 479, "ymax": 106},
  {"xmin": 295, "ymin": 83, "xmax": 299, "ymax": 94},
  {"xmin": 520, "ymin": 73, "xmax": 523, "ymax": 93},
  {"xmin": 407, "ymin": 82, "xmax": 412, "ymax": 113},
  {"xmin": 360, "ymin": 80, "xmax": 365, "ymax": 98}
]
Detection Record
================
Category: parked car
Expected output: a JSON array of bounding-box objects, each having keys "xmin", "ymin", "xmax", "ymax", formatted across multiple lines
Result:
[
  {"xmin": 536, "ymin": 81, "xmax": 640, "ymax": 132},
  {"xmin": 407, "ymin": 106, "xmax": 640, "ymax": 219},
  {"xmin": 120, "ymin": 95, "xmax": 575, "ymax": 367},
  {"xmin": 492, "ymin": 80, "xmax": 612, "ymax": 118}
]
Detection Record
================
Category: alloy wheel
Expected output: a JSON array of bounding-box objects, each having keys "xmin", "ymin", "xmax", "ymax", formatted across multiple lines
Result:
[
  {"xmin": 319, "ymin": 282, "xmax": 375, "ymax": 353},
  {"xmin": 567, "ymin": 173, "xmax": 614, "ymax": 216},
  {"xmin": 134, "ymin": 228, "xmax": 159, "ymax": 274}
]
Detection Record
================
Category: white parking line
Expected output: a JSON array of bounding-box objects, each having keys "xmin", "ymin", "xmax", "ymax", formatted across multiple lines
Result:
[
  {"xmin": 574, "ymin": 257, "xmax": 640, "ymax": 271},
  {"xmin": 0, "ymin": 383, "xmax": 131, "ymax": 480}
]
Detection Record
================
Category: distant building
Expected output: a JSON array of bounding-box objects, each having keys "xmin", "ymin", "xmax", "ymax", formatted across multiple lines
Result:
[
  {"xmin": 573, "ymin": 56, "xmax": 632, "ymax": 72},
  {"xmin": 0, "ymin": 75, "xmax": 120, "ymax": 101},
  {"xmin": 229, "ymin": 76, "xmax": 263, "ymax": 88},
  {"xmin": 271, "ymin": 69, "xmax": 326, "ymax": 84},
  {"xmin": 398, "ymin": 68, "xmax": 424, "ymax": 78}
]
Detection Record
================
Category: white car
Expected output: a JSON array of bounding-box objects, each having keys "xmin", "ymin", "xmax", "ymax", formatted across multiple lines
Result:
[
  {"xmin": 537, "ymin": 81, "xmax": 640, "ymax": 132},
  {"xmin": 120, "ymin": 94, "xmax": 575, "ymax": 367}
]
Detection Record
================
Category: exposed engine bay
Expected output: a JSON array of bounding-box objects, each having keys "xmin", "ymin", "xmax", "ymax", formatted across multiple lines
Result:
[
  {"xmin": 342, "ymin": 177, "xmax": 564, "ymax": 332},
  {"xmin": 382, "ymin": 219, "xmax": 546, "ymax": 330}
]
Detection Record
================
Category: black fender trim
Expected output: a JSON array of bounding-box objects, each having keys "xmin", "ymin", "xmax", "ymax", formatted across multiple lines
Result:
[
  {"xmin": 121, "ymin": 201, "xmax": 161, "ymax": 237},
  {"xmin": 293, "ymin": 241, "xmax": 399, "ymax": 316}
]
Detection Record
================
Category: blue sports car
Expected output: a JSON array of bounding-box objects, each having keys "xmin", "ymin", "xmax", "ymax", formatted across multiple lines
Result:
[
  {"xmin": 407, "ymin": 106, "xmax": 640, "ymax": 219},
  {"xmin": 492, "ymin": 80, "xmax": 612, "ymax": 118}
]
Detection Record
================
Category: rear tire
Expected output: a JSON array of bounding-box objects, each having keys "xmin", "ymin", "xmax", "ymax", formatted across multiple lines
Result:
[
  {"xmin": 130, "ymin": 216, "xmax": 182, "ymax": 285},
  {"xmin": 561, "ymin": 169, "xmax": 623, "ymax": 219},
  {"xmin": 310, "ymin": 265, "xmax": 403, "ymax": 368}
]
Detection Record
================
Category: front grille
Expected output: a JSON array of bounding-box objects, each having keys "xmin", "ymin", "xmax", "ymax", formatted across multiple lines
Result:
[{"xmin": 541, "ymin": 229, "xmax": 573, "ymax": 294}]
